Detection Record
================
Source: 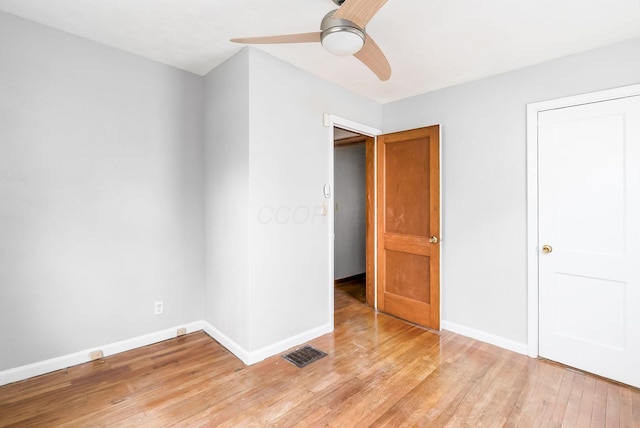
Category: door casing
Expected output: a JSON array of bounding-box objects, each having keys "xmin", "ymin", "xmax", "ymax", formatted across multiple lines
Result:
[
  {"xmin": 526, "ymin": 83, "xmax": 640, "ymax": 357},
  {"xmin": 326, "ymin": 114, "xmax": 381, "ymax": 325}
]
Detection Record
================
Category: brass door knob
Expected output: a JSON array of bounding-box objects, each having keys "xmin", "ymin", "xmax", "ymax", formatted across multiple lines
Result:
[
  {"xmin": 542, "ymin": 245, "xmax": 553, "ymax": 254},
  {"xmin": 429, "ymin": 236, "xmax": 439, "ymax": 244}
]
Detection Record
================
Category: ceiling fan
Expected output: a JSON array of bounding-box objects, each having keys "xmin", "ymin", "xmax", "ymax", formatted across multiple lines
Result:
[{"xmin": 230, "ymin": 0, "xmax": 391, "ymax": 81}]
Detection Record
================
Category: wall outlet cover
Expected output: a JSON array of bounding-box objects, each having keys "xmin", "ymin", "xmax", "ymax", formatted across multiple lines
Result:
[
  {"xmin": 154, "ymin": 300, "xmax": 164, "ymax": 315},
  {"xmin": 89, "ymin": 350, "xmax": 104, "ymax": 360}
]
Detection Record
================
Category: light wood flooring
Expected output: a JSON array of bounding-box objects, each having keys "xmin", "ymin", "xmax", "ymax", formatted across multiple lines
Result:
[{"xmin": 1, "ymin": 279, "xmax": 639, "ymax": 427}]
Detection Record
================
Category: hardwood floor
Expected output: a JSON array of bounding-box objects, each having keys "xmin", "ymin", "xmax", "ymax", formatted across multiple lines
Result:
[{"xmin": 1, "ymin": 280, "xmax": 639, "ymax": 427}]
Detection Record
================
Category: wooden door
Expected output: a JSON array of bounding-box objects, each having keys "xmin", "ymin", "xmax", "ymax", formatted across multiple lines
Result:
[
  {"xmin": 538, "ymin": 95, "xmax": 640, "ymax": 388},
  {"xmin": 377, "ymin": 126, "xmax": 440, "ymax": 329}
]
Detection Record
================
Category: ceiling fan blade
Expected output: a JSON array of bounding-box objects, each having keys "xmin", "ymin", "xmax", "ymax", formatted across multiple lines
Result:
[
  {"xmin": 354, "ymin": 34, "xmax": 391, "ymax": 81},
  {"xmin": 231, "ymin": 32, "xmax": 321, "ymax": 45},
  {"xmin": 333, "ymin": 0, "xmax": 388, "ymax": 29}
]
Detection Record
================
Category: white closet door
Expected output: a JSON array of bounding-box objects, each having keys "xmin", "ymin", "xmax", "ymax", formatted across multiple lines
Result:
[{"xmin": 538, "ymin": 95, "xmax": 640, "ymax": 388}]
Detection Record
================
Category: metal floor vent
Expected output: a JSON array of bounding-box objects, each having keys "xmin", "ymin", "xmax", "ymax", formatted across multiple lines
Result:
[{"xmin": 282, "ymin": 345, "xmax": 327, "ymax": 368}]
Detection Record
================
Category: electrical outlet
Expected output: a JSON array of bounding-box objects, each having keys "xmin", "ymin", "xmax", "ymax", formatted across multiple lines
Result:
[
  {"xmin": 177, "ymin": 327, "xmax": 187, "ymax": 336},
  {"xmin": 90, "ymin": 350, "xmax": 104, "ymax": 360},
  {"xmin": 154, "ymin": 300, "xmax": 164, "ymax": 315}
]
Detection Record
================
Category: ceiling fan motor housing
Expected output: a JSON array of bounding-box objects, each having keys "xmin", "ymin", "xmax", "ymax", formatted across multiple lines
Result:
[{"xmin": 320, "ymin": 10, "xmax": 365, "ymax": 55}]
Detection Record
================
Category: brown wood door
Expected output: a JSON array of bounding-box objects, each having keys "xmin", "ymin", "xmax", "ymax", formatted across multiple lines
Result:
[{"xmin": 377, "ymin": 126, "xmax": 440, "ymax": 329}]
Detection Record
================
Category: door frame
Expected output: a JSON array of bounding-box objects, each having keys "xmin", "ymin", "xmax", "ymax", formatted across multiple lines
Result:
[
  {"xmin": 525, "ymin": 83, "xmax": 640, "ymax": 358},
  {"xmin": 325, "ymin": 114, "xmax": 381, "ymax": 325}
]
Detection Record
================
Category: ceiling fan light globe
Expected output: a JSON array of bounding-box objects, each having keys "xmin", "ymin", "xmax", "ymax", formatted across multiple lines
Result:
[{"xmin": 321, "ymin": 29, "xmax": 364, "ymax": 56}]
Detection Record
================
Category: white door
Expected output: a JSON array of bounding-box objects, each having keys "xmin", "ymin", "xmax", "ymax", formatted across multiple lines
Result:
[{"xmin": 538, "ymin": 95, "xmax": 640, "ymax": 388}]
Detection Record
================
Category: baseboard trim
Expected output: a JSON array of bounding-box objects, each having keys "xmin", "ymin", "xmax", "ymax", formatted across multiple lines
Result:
[
  {"xmin": 200, "ymin": 322, "xmax": 252, "ymax": 364},
  {"xmin": 334, "ymin": 273, "xmax": 366, "ymax": 286},
  {"xmin": 0, "ymin": 321, "xmax": 203, "ymax": 387},
  {"xmin": 202, "ymin": 322, "xmax": 334, "ymax": 366},
  {"xmin": 1, "ymin": 320, "xmax": 336, "ymax": 386},
  {"xmin": 441, "ymin": 320, "xmax": 528, "ymax": 355}
]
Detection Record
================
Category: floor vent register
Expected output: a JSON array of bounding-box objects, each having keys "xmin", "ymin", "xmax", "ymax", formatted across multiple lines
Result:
[{"xmin": 282, "ymin": 345, "xmax": 327, "ymax": 368}]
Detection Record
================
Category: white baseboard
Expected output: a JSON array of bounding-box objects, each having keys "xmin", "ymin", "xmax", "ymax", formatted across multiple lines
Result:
[
  {"xmin": 0, "ymin": 321, "xmax": 203, "ymax": 387},
  {"xmin": 200, "ymin": 322, "xmax": 252, "ymax": 364},
  {"xmin": 1, "ymin": 318, "xmax": 528, "ymax": 386},
  {"xmin": 1, "ymin": 320, "xmax": 335, "ymax": 386},
  {"xmin": 202, "ymin": 321, "xmax": 334, "ymax": 365},
  {"xmin": 441, "ymin": 320, "xmax": 528, "ymax": 355}
]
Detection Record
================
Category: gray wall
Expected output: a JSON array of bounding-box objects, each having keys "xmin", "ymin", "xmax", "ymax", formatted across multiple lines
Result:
[
  {"xmin": 204, "ymin": 47, "xmax": 381, "ymax": 355},
  {"xmin": 334, "ymin": 143, "xmax": 366, "ymax": 280},
  {"xmin": 383, "ymin": 37, "xmax": 640, "ymax": 345},
  {"xmin": 247, "ymin": 48, "xmax": 381, "ymax": 351},
  {"xmin": 203, "ymin": 49, "xmax": 252, "ymax": 350},
  {"xmin": 0, "ymin": 12, "xmax": 205, "ymax": 371}
]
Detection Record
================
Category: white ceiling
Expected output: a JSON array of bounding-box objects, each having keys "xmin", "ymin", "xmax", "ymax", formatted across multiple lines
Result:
[{"xmin": 1, "ymin": 0, "xmax": 640, "ymax": 103}]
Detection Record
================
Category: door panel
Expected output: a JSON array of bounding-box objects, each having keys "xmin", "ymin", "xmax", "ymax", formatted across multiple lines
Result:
[
  {"xmin": 385, "ymin": 250, "xmax": 431, "ymax": 303},
  {"xmin": 383, "ymin": 137, "xmax": 430, "ymax": 236},
  {"xmin": 377, "ymin": 126, "xmax": 440, "ymax": 329},
  {"xmin": 538, "ymin": 96, "xmax": 640, "ymax": 388}
]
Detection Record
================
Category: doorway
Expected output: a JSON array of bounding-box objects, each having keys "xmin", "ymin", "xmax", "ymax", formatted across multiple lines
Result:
[
  {"xmin": 326, "ymin": 116, "xmax": 441, "ymax": 331},
  {"xmin": 333, "ymin": 128, "xmax": 367, "ymax": 302},
  {"xmin": 333, "ymin": 127, "xmax": 376, "ymax": 307},
  {"xmin": 326, "ymin": 115, "xmax": 380, "ymax": 317}
]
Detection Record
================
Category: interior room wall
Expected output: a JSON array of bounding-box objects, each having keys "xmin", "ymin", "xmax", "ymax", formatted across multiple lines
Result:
[
  {"xmin": 333, "ymin": 142, "xmax": 366, "ymax": 280},
  {"xmin": 247, "ymin": 48, "xmax": 382, "ymax": 352},
  {"xmin": 0, "ymin": 11, "xmax": 206, "ymax": 371},
  {"xmin": 203, "ymin": 49, "xmax": 252, "ymax": 350},
  {"xmin": 203, "ymin": 47, "xmax": 381, "ymax": 359},
  {"xmin": 382, "ymin": 37, "xmax": 640, "ymax": 347}
]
